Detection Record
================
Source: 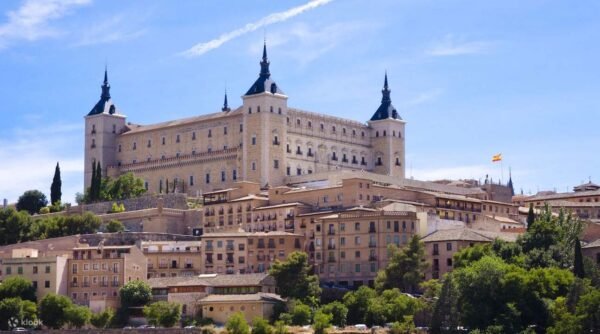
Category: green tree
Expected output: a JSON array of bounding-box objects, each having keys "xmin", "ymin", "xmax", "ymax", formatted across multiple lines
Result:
[
  {"xmin": 273, "ymin": 320, "xmax": 288, "ymax": 334},
  {"xmin": 120, "ymin": 280, "xmax": 152, "ymax": 308},
  {"xmin": 0, "ymin": 208, "xmax": 32, "ymax": 245},
  {"xmin": 0, "ymin": 276, "xmax": 36, "ymax": 302},
  {"xmin": 430, "ymin": 275, "xmax": 461, "ymax": 334},
  {"xmin": 106, "ymin": 219, "xmax": 125, "ymax": 232},
  {"xmin": 366, "ymin": 289, "xmax": 420, "ymax": 326},
  {"xmin": 50, "ymin": 162, "xmax": 62, "ymax": 205},
  {"xmin": 251, "ymin": 317, "xmax": 273, "ymax": 334},
  {"xmin": 577, "ymin": 286, "xmax": 600, "ymax": 332},
  {"xmin": 375, "ymin": 236, "xmax": 428, "ymax": 293},
  {"xmin": 90, "ymin": 309, "xmax": 114, "ymax": 328},
  {"xmin": 90, "ymin": 161, "xmax": 97, "ymax": 202},
  {"xmin": 66, "ymin": 305, "xmax": 91, "ymax": 329},
  {"xmin": 95, "ymin": 161, "xmax": 102, "ymax": 200},
  {"xmin": 547, "ymin": 297, "xmax": 582, "ymax": 334},
  {"xmin": 343, "ymin": 285, "xmax": 376, "ymax": 325},
  {"xmin": 313, "ymin": 310, "xmax": 332, "ymax": 334},
  {"xmin": 226, "ymin": 312, "xmax": 250, "ymax": 334},
  {"xmin": 38, "ymin": 293, "xmax": 73, "ymax": 329},
  {"xmin": 573, "ymin": 237, "xmax": 585, "ymax": 278},
  {"xmin": 143, "ymin": 301, "xmax": 182, "ymax": 328},
  {"xmin": 526, "ymin": 203, "xmax": 535, "ymax": 231},
  {"xmin": 104, "ymin": 172, "xmax": 146, "ymax": 200},
  {"xmin": 269, "ymin": 252, "xmax": 321, "ymax": 304},
  {"xmin": 0, "ymin": 298, "xmax": 36, "ymax": 330},
  {"xmin": 320, "ymin": 301, "xmax": 348, "ymax": 327},
  {"xmin": 290, "ymin": 301, "xmax": 312, "ymax": 326},
  {"xmin": 16, "ymin": 190, "xmax": 48, "ymax": 215}
]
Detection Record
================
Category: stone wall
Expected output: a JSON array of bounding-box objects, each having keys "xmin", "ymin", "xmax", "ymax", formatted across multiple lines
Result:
[
  {"xmin": 80, "ymin": 193, "xmax": 189, "ymax": 214},
  {"xmin": 79, "ymin": 232, "xmax": 199, "ymax": 246}
]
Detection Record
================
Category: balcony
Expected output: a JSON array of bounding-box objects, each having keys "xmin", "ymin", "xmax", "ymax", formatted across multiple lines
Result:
[
  {"xmin": 328, "ymin": 244, "xmax": 336, "ymax": 250},
  {"xmin": 268, "ymin": 243, "xmax": 276, "ymax": 249},
  {"xmin": 100, "ymin": 282, "xmax": 108, "ymax": 287},
  {"xmin": 111, "ymin": 282, "xmax": 120, "ymax": 287},
  {"xmin": 257, "ymin": 255, "xmax": 266, "ymax": 261},
  {"xmin": 159, "ymin": 264, "xmax": 168, "ymax": 269},
  {"xmin": 328, "ymin": 257, "xmax": 336, "ymax": 263},
  {"xmin": 205, "ymin": 246, "xmax": 214, "ymax": 252},
  {"xmin": 257, "ymin": 243, "xmax": 265, "ymax": 249},
  {"xmin": 71, "ymin": 282, "xmax": 78, "ymax": 287},
  {"xmin": 369, "ymin": 227, "xmax": 376, "ymax": 233},
  {"xmin": 185, "ymin": 264, "xmax": 193, "ymax": 269},
  {"xmin": 205, "ymin": 260, "xmax": 214, "ymax": 265},
  {"xmin": 226, "ymin": 245, "xmax": 235, "ymax": 251},
  {"xmin": 328, "ymin": 230, "xmax": 335, "ymax": 235},
  {"xmin": 433, "ymin": 250, "xmax": 439, "ymax": 256},
  {"xmin": 369, "ymin": 255, "xmax": 378, "ymax": 261},
  {"xmin": 369, "ymin": 242, "xmax": 377, "ymax": 248}
]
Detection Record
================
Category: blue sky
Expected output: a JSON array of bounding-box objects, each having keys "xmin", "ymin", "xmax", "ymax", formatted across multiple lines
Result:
[{"xmin": 0, "ymin": 0, "xmax": 599, "ymax": 204}]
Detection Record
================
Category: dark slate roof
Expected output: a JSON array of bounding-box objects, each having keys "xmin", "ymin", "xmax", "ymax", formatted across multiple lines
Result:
[
  {"xmin": 370, "ymin": 73, "xmax": 401, "ymax": 121},
  {"xmin": 245, "ymin": 43, "xmax": 284, "ymax": 96},
  {"xmin": 88, "ymin": 68, "xmax": 117, "ymax": 116}
]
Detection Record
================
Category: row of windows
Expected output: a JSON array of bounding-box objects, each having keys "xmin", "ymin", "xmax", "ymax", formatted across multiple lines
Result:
[
  {"xmin": 116, "ymin": 125, "xmax": 244, "ymax": 152},
  {"xmin": 4, "ymin": 265, "xmax": 51, "ymax": 275},
  {"xmin": 287, "ymin": 117, "xmax": 368, "ymax": 138}
]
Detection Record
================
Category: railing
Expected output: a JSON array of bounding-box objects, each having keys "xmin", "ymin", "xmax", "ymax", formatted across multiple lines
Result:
[
  {"xmin": 369, "ymin": 255, "xmax": 378, "ymax": 261},
  {"xmin": 328, "ymin": 244, "xmax": 336, "ymax": 250},
  {"xmin": 328, "ymin": 230, "xmax": 335, "ymax": 235},
  {"xmin": 369, "ymin": 242, "xmax": 377, "ymax": 248},
  {"xmin": 369, "ymin": 227, "xmax": 376, "ymax": 233}
]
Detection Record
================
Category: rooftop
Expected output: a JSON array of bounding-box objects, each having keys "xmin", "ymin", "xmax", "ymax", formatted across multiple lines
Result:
[{"xmin": 199, "ymin": 292, "xmax": 284, "ymax": 303}]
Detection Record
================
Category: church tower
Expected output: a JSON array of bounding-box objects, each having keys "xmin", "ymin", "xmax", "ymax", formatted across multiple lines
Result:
[
  {"xmin": 83, "ymin": 68, "xmax": 126, "ymax": 191},
  {"xmin": 241, "ymin": 42, "xmax": 288, "ymax": 187},
  {"xmin": 367, "ymin": 73, "xmax": 406, "ymax": 178}
]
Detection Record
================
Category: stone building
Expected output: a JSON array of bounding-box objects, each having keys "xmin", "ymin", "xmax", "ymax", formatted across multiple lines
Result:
[
  {"xmin": 68, "ymin": 244, "xmax": 147, "ymax": 312},
  {"xmin": 84, "ymin": 43, "xmax": 405, "ymax": 195}
]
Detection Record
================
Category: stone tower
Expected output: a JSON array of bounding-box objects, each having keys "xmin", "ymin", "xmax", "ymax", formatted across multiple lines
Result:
[
  {"xmin": 367, "ymin": 73, "xmax": 406, "ymax": 178},
  {"xmin": 241, "ymin": 42, "xmax": 288, "ymax": 188},
  {"xmin": 83, "ymin": 68, "xmax": 126, "ymax": 190}
]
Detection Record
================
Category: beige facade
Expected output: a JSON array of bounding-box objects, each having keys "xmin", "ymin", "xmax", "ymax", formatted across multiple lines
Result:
[
  {"xmin": 0, "ymin": 248, "xmax": 68, "ymax": 300},
  {"xmin": 84, "ymin": 45, "xmax": 405, "ymax": 196},
  {"xmin": 315, "ymin": 203, "xmax": 419, "ymax": 287},
  {"xmin": 149, "ymin": 273, "xmax": 276, "ymax": 320},
  {"xmin": 201, "ymin": 231, "xmax": 303, "ymax": 274},
  {"xmin": 142, "ymin": 241, "xmax": 202, "ymax": 279},
  {"xmin": 68, "ymin": 245, "xmax": 147, "ymax": 311},
  {"xmin": 199, "ymin": 293, "xmax": 284, "ymax": 325}
]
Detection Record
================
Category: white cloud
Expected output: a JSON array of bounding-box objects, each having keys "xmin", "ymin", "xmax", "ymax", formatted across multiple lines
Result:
[
  {"xmin": 248, "ymin": 21, "xmax": 376, "ymax": 65},
  {"xmin": 0, "ymin": 123, "xmax": 84, "ymax": 205},
  {"xmin": 180, "ymin": 0, "xmax": 334, "ymax": 57},
  {"xmin": 74, "ymin": 13, "xmax": 146, "ymax": 47},
  {"xmin": 0, "ymin": 0, "xmax": 91, "ymax": 48},
  {"xmin": 426, "ymin": 34, "xmax": 492, "ymax": 57}
]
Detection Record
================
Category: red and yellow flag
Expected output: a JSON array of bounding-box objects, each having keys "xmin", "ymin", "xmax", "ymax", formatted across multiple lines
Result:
[{"xmin": 492, "ymin": 153, "xmax": 502, "ymax": 162}]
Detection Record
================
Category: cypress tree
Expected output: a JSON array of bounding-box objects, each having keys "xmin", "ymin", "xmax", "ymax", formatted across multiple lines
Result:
[
  {"xmin": 574, "ymin": 237, "xmax": 585, "ymax": 279},
  {"xmin": 526, "ymin": 204, "xmax": 535, "ymax": 231},
  {"xmin": 95, "ymin": 161, "xmax": 103, "ymax": 201},
  {"xmin": 50, "ymin": 162, "xmax": 62, "ymax": 205},
  {"xmin": 90, "ymin": 161, "xmax": 97, "ymax": 201}
]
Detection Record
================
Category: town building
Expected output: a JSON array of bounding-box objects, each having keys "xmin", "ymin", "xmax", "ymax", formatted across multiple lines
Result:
[
  {"xmin": 0, "ymin": 248, "xmax": 68, "ymax": 300},
  {"xmin": 149, "ymin": 273, "xmax": 277, "ymax": 322},
  {"xmin": 420, "ymin": 227, "xmax": 518, "ymax": 279},
  {"xmin": 68, "ymin": 244, "xmax": 147, "ymax": 312},
  {"xmin": 142, "ymin": 240, "xmax": 202, "ymax": 279}
]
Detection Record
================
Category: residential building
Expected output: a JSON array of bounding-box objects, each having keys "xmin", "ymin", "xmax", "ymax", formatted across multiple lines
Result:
[
  {"xmin": 68, "ymin": 245, "xmax": 147, "ymax": 312},
  {"xmin": 142, "ymin": 240, "xmax": 202, "ymax": 279},
  {"xmin": 0, "ymin": 248, "xmax": 68, "ymax": 300}
]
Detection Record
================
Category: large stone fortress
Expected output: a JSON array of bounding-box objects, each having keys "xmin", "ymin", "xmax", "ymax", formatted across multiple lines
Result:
[{"xmin": 84, "ymin": 44, "xmax": 406, "ymax": 195}]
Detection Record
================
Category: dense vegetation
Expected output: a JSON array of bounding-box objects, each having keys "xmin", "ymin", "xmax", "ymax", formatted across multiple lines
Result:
[{"xmin": 85, "ymin": 170, "xmax": 146, "ymax": 203}]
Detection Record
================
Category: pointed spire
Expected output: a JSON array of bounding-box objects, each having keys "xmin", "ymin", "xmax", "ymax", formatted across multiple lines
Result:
[
  {"xmin": 381, "ymin": 71, "xmax": 391, "ymax": 104},
  {"xmin": 259, "ymin": 40, "xmax": 270, "ymax": 78},
  {"xmin": 101, "ymin": 66, "xmax": 111, "ymax": 101},
  {"xmin": 222, "ymin": 90, "xmax": 230, "ymax": 112},
  {"xmin": 507, "ymin": 167, "xmax": 515, "ymax": 196}
]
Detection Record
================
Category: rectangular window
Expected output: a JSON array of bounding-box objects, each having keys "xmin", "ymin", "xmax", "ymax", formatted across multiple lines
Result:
[
  {"xmin": 224, "ymin": 127, "xmax": 228, "ymax": 135},
  {"xmin": 208, "ymin": 129, "xmax": 212, "ymax": 138},
  {"xmin": 190, "ymin": 175, "xmax": 194, "ymax": 186},
  {"xmin": 355, "ymin": 264, "xmax": 361, "ymax": 273},
  {"xmin": 273, "ymin": 160, "xmax": 279, "ymax": 169},
  {"xmin": 33, "ymin": 266, "xmax": 38, "ymax": 274},
  {"xmin": 45, "ymin": 266, "xmax": 51, "ymax": 273},
  {"xmin": 45, "ymin": 281, "xmax": 50, "ymax": 288},
  {"xmin": 221, "ymin": 171, "xmax": 226, "ymax": 182},
  {"xmin": 446, "ymin": 242, "xmax": 452, "ymax": 251},
  {"xmin": 252, "ymin": 136, "xmax": 256, "ymax": 145},
  {"xmin": 233, "ymin": 170, "xmax": 237, "ymax": 180},
  {"xmin": 206, "ymin": 173, "xmax": 210, "ymax": 184},
  {"xmin": 355, "ymin": 222, "xmax": 360, "ymax": 231}
]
